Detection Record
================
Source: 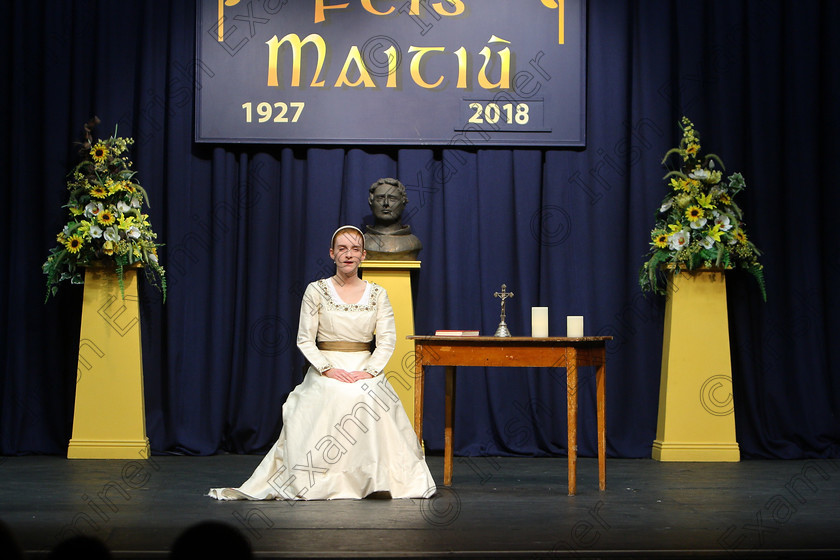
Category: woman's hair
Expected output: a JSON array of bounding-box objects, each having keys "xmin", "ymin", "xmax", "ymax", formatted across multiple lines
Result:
[{"xmin": 330, "ymin": 225, "xmax": 365, "ymax": 250}]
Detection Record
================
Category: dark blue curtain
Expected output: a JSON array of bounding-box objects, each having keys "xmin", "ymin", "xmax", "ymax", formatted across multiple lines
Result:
[{"xmin": 2, "ymin": 0, "xmax": 838, "ymax": 460}]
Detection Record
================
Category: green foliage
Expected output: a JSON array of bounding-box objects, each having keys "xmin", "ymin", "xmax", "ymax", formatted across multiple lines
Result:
[
  {"xmin": 639, "ymin": 117, "xmax": 765, "ymax": 301},
  {"xmin": 43, "ymin": 119, "xmax": 166, "ymax": 302}
]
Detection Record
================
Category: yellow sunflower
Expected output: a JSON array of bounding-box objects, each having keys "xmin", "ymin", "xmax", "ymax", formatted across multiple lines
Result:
[
  {"xmin": 685, "ymin": 143, "xmax": 700, "ymax": 156},
  {"xmin": 652, "ymin": 231, "xmax": 669, "ymax": 248},
  {"xmin": 65, "ymin": 235, "xmax": 84, "ymax": 254},
  {"xmin": 97, "ymin": 210, "xmax": 116, "ymax": 226},
  {"xmin": 91, "ymin": 143, "xmax": 109, "ymax": 163},
  {"xmin": 685, "ymin": 206, "xmax": 704, "ymax": 222},
  {"xmin": 90, "ymin": 185, "xmax": 108, "ymax": 199},
  {"xmin": 734, "ymin": 230, "xmax": 747, "ymax": 244},
  {"xmin": 719, "ymin": 193, "xmax": 731, "ymax": 205}
]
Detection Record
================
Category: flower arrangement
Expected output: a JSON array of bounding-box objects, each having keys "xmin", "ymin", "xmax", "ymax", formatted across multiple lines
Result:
[
  {"xmin": 43, "ymin": 118, "xmax": 166, "ymax": 301},
  {"xmin": 639, "ymin": 117, "xmax": 765, "ymax": 300}
]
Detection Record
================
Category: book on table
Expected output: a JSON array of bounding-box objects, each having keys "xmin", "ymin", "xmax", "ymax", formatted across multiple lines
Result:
[{"xmin": 434, "ymin": 329, "xmax": 480, "ymax": 336}]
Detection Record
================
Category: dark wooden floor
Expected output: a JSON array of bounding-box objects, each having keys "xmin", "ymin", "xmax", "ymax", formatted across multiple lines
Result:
[{"xmin": 1, "ymin": 454, "xmax": 839, "ymax": 558}]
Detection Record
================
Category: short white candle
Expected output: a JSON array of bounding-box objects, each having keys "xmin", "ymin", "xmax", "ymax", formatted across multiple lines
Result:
[
  {"xmin": 531, "ymin": 307, "xmax": 549, "ymax": 337},
  {"xmin": 567, "ymin": 316, "xmax": 584, "ymax": 337}
]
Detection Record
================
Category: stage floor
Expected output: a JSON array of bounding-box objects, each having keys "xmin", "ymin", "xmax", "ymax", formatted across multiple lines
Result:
[{"xmin": 1, "ymin": 454, "xmax": 839, "ymax": 558}]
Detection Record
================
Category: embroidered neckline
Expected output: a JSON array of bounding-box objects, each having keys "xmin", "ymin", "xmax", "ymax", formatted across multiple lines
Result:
[
  {"xmin": 316, "ymin": 279, "xmax": 379, "ymax": 312},
  {"xmin": 327, "ymin": 277, "xmax": 372, "ymax": 305}
]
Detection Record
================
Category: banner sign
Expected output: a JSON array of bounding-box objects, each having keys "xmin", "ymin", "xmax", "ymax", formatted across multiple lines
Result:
[{"xmin": 195, "ymin": 0, "xmax": 586, "ymax": 146}]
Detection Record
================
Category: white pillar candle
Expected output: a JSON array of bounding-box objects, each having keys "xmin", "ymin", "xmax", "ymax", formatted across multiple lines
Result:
[
  {"xmin": 567, "ymin": 315, "xmax": 584, "ymax": 337},
  {"xmin": 531, "ymin": 307, "xmax": 549, "ymax": 337}
]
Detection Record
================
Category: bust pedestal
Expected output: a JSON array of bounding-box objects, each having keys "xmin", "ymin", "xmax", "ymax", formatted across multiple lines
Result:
[
  {"xmin": 652, "ymin": 268, "xmax": 739, "ymax": 462},
  {"xmin": 360, "ymin": 260, "xmax": 420, "ymax": 429},
  {"xmin": 67, "ymin": 265, "xmax": 150, "ymax": 459}
]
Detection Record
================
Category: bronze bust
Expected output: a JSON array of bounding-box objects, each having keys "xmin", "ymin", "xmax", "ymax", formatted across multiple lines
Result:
[{"xmin": 364, "ymin": 178, "xmax": 422, "ymax": 260}]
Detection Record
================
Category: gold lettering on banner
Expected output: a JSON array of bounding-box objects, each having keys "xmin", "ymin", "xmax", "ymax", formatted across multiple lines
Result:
[
  {"xmin": 266, "ymin": 33, "xmax": 513, "ymax": 90},
  {"xmin": 314, "ymin": 0, "xmax": 350, "ymax": 24},
  {"xmin": 335, "ymin": 46, "xmax": 376, "ymax": 87},
  {"xmin": 540, "ymin": 0, "xmax": 566, "ymax": 44},
  {"xmin": 431, "ymin": 0, "xmax": 465, "ymax": 16},
  {"xmin": 266, "ymin": 33, "xmax": 327, "ymax": 87},
  {"xmin": 217, "ymin": 0, "xmax": 241, "ymax": 42},
  {"xmin": 361, "ymin": 0, "xmax": 395, "ymax": 16},
  {"xmin": 314, "ymin": 0, "xmax": 465, "ymax": 22},
  {"xmin": 478, "ymin": 35, "xmax": 511, "ymax": 90},
  {"xmin": 384, "ymin": 45, "xmax": 398, "ymax": 88},
  {"xmin": 407, "ymin": 46, "xmax": 446, "ymax": 89},
  {"xmin": 454, "ymin": 47, "xmax": 468, "ymax": 89}
]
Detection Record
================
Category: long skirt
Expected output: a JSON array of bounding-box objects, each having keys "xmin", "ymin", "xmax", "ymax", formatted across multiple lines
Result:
[{"xmin": 208, "ymin": 352, "xmax": 435, "ymax": 500}]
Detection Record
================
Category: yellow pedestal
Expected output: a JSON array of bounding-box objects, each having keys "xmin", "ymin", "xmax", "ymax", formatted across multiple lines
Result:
[
  {"xmin": 360, "ymin": 260, "xmax": 420, "ymax": 429},
  {"xmin": 68, "ymin": 266, "xmax": 150, "ymax": 459},
  {"xmin": 652, "ymin": 269, "xmax": 740, "ymax": 461}
]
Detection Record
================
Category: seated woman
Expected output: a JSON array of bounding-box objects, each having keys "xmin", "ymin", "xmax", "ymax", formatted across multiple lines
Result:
[{"xmin": 208, "ymin": 225, "xmax": 435, "ymax": 500}]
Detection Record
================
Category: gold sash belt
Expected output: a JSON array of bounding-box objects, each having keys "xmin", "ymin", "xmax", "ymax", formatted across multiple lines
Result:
[{"xmin": 317, "ymin": 341, "xmax": 371, "ymax": 352}]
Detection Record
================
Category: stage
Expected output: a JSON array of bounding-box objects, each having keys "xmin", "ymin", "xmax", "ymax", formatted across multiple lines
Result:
[{"xmin": 1, "ymin": 454, "xmax": 839, "ymax": 558}]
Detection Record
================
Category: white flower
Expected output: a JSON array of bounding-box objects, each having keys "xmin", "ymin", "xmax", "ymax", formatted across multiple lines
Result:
[
  {"xmin": 660, "ymin": 199, "xmax": 673, "ymax": 213},
  {"xmin": 148, "ymin": 253, "xmax": 158, "ymax": 264},
  {"xmin": 130, "ymin": 196, "xmax": 142, "ymax": 209},
  {"xmin": 689, "ymin": 168, "xmax": 711, "ymax": 181},
  {"xmin": 668, "ymin": 230, "xmax": 690, "ymax": 251},
  {"xmin": 127, "ymin": 226, "xmax": 141, "ymax": 239},
  {"xmin": 84, "ymin": 201, "xmax": 104, "ymax": 218},
  {"xmin": 104, "ymin": 226, "xmax": 120, "ymax": 243},
  {"xmin": 700, "ymin": 236, "xmax": 715, "ymax": 250},
  {"xmin": 690, "ymin": 217, "xmax": 707, "ymax": 230},
  {"xmin": 713, "ymin": 212, "xmax": 733, "ymax": 231},
  {"xmin": 62, "ymin": 224, "xmax": 73, "ymax": 236},
  {"xmin": 89, "ymin": 224, "xmax": 103, "ymax": 238},
  {"xmin": 117, "ymin": 200, "xmax": 131, "ymax": 213}
]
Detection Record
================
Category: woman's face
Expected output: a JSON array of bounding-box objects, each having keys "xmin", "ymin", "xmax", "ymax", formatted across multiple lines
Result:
[{"xmin": 330, "ymin": 231, "xmax": 366, "ymax": 275}]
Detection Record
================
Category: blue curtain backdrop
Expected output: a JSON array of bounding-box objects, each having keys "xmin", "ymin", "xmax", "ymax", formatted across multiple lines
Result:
[{"xmin": 2, "ymin": 0, "xmax": 838, "ymax": 459}]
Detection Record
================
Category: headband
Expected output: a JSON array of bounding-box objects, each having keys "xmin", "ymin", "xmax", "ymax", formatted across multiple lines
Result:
[{"xmin": 330, "ymin": 225, "xmax": 365, "ymax": 249}]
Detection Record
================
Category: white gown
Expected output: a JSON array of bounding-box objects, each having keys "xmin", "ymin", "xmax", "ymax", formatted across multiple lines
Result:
[{"xmin": 208, "ymin": 278, "xmax": 436, "ymax": 500}]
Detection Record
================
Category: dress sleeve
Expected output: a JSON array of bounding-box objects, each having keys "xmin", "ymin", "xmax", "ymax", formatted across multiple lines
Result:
[
  {"xmin": 363, "ymin": 285, "xmax": 396, "ymax": 375},
  {"xmin": 296, "ymin": 283, "xmax": 333, "ymax": 373}
]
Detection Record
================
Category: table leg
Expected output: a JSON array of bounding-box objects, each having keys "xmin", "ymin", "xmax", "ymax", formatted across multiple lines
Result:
[
  {"xmin": 596, "ymin": 353, "xmax": 606, "ymax": 491},
  {"xmin": 414, "ymin": 346, "xmax": 424, "ymax": 447},
  {"xmin": 566, "ymin": 347, "xmax": 578, "ymax": 496},
  {"xmin": 444, "ymin": 365, "xmax": 456, "ymax": 486}
]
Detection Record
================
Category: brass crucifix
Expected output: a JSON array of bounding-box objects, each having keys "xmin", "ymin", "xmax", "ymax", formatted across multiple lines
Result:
[{"xmin": 493, "ymin": 284, "xmax": 514, "ymax": 337}]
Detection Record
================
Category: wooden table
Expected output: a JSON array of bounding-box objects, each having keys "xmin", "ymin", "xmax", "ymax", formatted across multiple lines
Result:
[{"xmin": 409, "ymin": 335, "xmax": 611, "ymax": 495}]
